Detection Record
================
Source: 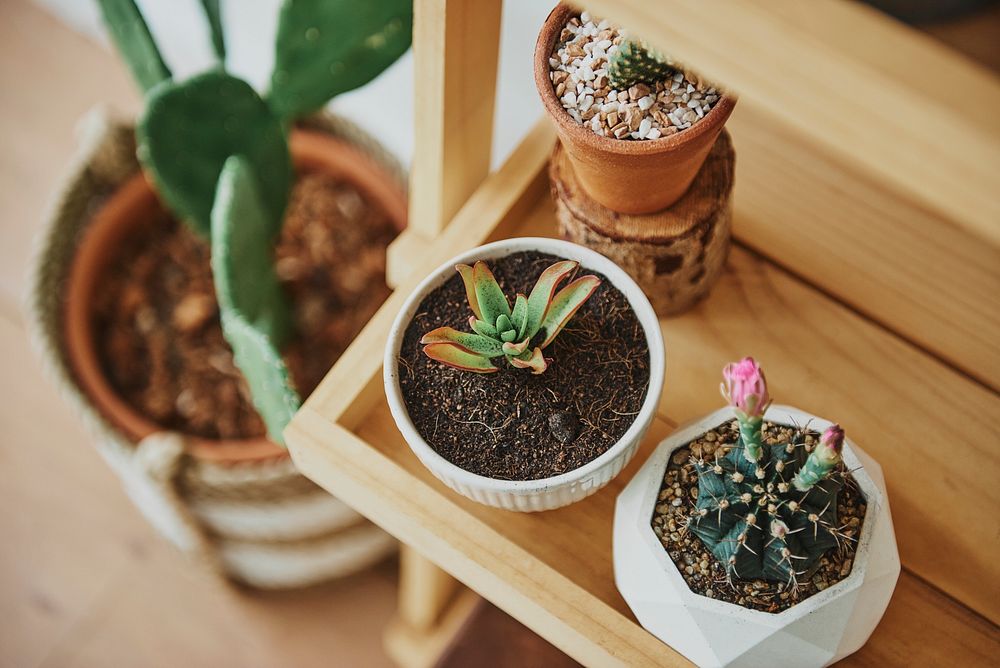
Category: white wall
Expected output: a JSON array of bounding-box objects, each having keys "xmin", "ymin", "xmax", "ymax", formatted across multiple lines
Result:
[{"xmin": 33, "ymin": 0, "xmax": 554, "ymax": 171}]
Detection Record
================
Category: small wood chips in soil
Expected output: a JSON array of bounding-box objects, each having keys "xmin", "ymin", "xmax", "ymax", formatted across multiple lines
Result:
[
  {"xmin": 398, "ymin": 251, "xmax": 650, "ymax": 481},
  {"xmin": 92, "ymin": 170, "xmax": 399, "ymax": 440},
  {"xmin": 651, "ymin": 419, "xmax": 867, "ymax": 614}
]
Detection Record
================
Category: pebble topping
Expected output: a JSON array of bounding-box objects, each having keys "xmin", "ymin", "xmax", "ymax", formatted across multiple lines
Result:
[{"xmin": 548, "ymin": 12, "xmax": 720, "ymax": 140}]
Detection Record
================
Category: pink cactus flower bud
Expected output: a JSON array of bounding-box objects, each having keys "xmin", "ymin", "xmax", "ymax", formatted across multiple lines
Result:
[
  {"xmin": 720, "ymin": 357, "xmax": 771, "ymax": 418},
  {"xmin": 770, "ymin": 519, "xmax": 790, "ymax": 540},
  {"xmin": 820, "ymin": 424, "xmax": 845, "ymax": 455}
]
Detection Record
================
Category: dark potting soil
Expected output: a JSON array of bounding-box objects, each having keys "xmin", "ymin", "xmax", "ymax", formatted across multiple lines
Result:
[
  {"xmin": 651, "ymin": 419, "xmax": 867, "ymax": 613},
  {"xmin": 91, "ymin": 171, "xmax": 399, "ymax": 440},
  {"xmin": 398, "ymin": 251, "xmax": 651, "ymax": 481}
]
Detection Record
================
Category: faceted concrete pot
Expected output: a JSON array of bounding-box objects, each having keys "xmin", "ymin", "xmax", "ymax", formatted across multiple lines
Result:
[{"xmin": 614, "ymin": 405, "xmax": 900, "ymax": 667}]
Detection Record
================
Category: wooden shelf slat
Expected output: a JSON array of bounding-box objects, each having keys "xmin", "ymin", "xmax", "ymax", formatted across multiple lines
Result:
[
  {"xmin": 728, "ymin": 102, "xmax": 1000, "ymax": 391},
  {"xmin": 579, "ymin": 0, "xmax": 1000, "ymax": 246}
]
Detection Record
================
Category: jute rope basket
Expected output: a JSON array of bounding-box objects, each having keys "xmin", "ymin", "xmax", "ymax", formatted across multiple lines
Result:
[{"xmin": 26, "ymin": 108, "xmax": 400, "ymax": 589}]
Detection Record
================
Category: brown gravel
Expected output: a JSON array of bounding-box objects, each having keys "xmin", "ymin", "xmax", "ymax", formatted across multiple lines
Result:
[
  {"xmin": 92, "ymin": 171, "xmax": 399, "ymax": 441},
  {"xmin": 651, "ymin": 419, "xmax": 867, "ymax": 613}
]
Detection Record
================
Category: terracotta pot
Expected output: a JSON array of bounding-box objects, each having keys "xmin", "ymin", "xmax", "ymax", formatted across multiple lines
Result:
[
  {"xmin": 534, "ymin": 4, "xmax": 737, "ymax": 215},
  {"xmin": 63, "ymin": 128, "xmax": 407, "ymax": 465}
]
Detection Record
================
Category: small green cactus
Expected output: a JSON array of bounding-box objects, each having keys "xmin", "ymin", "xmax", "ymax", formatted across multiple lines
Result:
[
  {"xmin": 421, "ymin": 260, "xmax": 601, "ymax": 375},
  {"xmin": 687, "ymin": 358, "xmax": 850, "ymax": 588},
  {"xmin": 97, "ymin": 0, "xmax": 412, "ymax": 442},
  {"xmin": 607, "ymin": 40, "xmax": 679, "ymax": 90}
]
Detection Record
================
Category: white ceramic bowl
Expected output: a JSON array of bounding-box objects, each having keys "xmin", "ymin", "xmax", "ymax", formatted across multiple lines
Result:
[
  {"xmin": 384, "ymin": 238, "xmax": 665, "ymax": 512},
  {"xmin": 614, "ymin": 405, "xmax": 900, "ymax": 667}
]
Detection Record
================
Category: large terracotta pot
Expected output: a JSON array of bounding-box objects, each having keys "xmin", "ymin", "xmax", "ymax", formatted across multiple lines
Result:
[
  {"xmin": 63, "ymin": 128, "xmax": 407, "ymax": 464},
  {"xmin": 534, "ymin": 4, "xmax": 736, "ymax": 215}
]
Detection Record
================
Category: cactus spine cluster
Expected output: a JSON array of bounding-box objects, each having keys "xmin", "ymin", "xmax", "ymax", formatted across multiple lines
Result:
[
  {"xmin": 607, "ymin": 40, "xmax": 680, "ymax": 90},
  {"xmin": 97, "ymin": 0, "xmax": 412, "ymax": 443},
  {"xmin": 687, "ymin": 358, "xmax": 850, "ymax": 588}
]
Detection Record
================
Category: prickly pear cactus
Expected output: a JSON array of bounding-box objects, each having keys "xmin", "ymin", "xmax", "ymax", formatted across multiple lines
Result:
[
  {"xmin": 268, "ymin": 0, "xmax": 413, "ymax": 122},
  {"xmin": 96, "ymin": 0, "xmax": 171, "ymax": 92},
  {"xmin": 687, "ymin": 358, "xmax": 849, "ymax": 587},
  {"xmin": 211, "ymin": 156, "xmax": 300, "ymax": 444},
  {"xmin": 137, "ymin": 70, "xmax": 291, "ymax": 237},
  {"xmin": 607, "ymin": 40, "xmax": 678, "ymax": 90}
]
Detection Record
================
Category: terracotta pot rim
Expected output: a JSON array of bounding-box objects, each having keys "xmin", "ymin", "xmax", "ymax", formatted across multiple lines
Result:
[
  {"xmin": 533, "ymin": 3, "xmax": 737, "ymax": 157},
  {"xmin": 62, "ymin": 128, "xmax": 407, "ymax": 465}
]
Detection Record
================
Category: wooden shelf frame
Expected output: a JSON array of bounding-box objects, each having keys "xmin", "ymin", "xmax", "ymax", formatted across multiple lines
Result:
[{"xmin": 287, "ymin": 0, "xmax": 1000, "ymax": 665}]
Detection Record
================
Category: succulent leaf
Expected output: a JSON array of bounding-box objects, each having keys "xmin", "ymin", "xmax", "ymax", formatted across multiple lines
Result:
[
  {"xmin": 422, "ymin": 260, "xmax": 597, "ymax": 374},
  {"xmin": 199, "ymin": 0, "xmax": 226, "ymax": 61},
  {"xmin": 509, "ymin": 347, "xmax": 548, "ymax": 375},
  {"xmin": 423, "ymin": 343, "xmax": 498, "ymax": 373},
  {"xmin": 501, "ymin": 338, "xmax": 530, "ymax": 356},
  {"xmin": 456, "ymin": 264, "xmax": 482, "ymax": 320},
  {"xmin": 137, "ymin": 70, "xmax": 291, "ymax": 237},
  {"xmin": 469, "ymin": 317, "xmax": 497, "ymax": 338},
  {"xmin": 420, "ymin": 327, "xmax": 504, "ymax": 358},
  {"xmin": 96, "ymin": 0, "xmax": 171, "ymax": 93},
  {"xmin": 525, "ymin": 260, "xmax": 577, "ymax": 342},
  {"xmin": 210, "ymin": 156, "xmax": 300, "ymax": 444},
  {"xmin": 269, "ymin": 0, "xmax": 413, "ymax": 122},
  {"xmin": 539, "ymin": 275, "xmax": 602, "ymax": 348},
  {"xmin": 473, "ymin": 261, "xmax": 511, "ymax": 325},
  {"xmin": 511, "ymin": 293, "xmax": 528, "ymax": 337}
]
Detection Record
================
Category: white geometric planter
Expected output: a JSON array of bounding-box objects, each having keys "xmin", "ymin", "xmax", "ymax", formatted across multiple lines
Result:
[{"xmin": 614, "ymin": 405, "xmax": 900, "ymax": 667}]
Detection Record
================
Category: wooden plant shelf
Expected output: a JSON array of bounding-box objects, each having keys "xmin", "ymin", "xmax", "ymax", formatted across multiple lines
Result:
[
  {"xmin": 287, "ymin": 0, "xmax": 1000, "ymax": 665},
  {"xmin": 287, "ymin": 118, "xmax": 1000, "ymax": 665}
]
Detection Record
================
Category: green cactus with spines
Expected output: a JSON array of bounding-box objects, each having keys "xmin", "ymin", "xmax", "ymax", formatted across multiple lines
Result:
[
  {"xmin": 688, "ymin": 359, "xmax": 850, "ymax": 587},
  {"xmin": 97, "ymin": 0, "xmax": 412, "ymax": 443},
  {"xmin": 607, "ymin": 40, "xmax": 679, "ymax": 90}
]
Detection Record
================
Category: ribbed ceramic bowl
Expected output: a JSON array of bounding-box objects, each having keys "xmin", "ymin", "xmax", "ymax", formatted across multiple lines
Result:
[{"xmin": 384, "ymin": 238, "xmax": 665, "ymax": 511}]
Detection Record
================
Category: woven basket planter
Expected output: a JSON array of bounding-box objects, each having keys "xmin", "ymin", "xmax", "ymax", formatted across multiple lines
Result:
[{"xmin": 27, "ymin": 108, "xmax": 399, "ymax": 589}]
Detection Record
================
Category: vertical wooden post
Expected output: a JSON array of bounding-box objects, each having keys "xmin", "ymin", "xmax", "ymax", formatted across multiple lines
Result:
[
  {"xmin": 408, "ymin": 0, "xmax": 503, "ymax": 238},
  {"xmin": 398, "ymin": 545, "xmax": 460, "ymax": 632}
]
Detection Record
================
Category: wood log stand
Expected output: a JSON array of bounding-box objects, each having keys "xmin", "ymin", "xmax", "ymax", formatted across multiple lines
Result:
[{"xmin": 550, "ymin": 130, "xmax": 735, "ymax": 316}]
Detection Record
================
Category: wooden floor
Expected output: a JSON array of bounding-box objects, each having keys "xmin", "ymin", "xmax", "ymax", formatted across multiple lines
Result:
[{"xmin": 0, "ymin": 2, "xmax": 397, "ymax": 666}]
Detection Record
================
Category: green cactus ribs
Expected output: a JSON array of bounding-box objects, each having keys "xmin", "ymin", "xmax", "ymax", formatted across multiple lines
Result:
[
  {"xmin": 607, "ymin": 40, "xmax": 680, "ymax": 90},
  {"xmin": 686, "ymin": 422, "xmax": 852, "ymax": 589}
]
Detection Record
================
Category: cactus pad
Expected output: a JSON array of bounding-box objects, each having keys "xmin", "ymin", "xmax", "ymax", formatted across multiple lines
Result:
[
  {"xmin": 687, "ymin": 426, "xmax": 846, "ymax": 585},
  {"xmin": 211, "ymin": 156, "xmax": 300, "ymax": 444},
  {"xmin": 607, "ymin": 40, "xmax": 678, "ymax": 90},
  {"xmin": 268, "ymin": 0, "xmax": 413, "ymax": 122},
  {"xmin": 199, "ymin": 0, "xmax": 226, "ymax": 60},
  {"xmin": 96, "ymin": 0, "xmax": 171, "ymax": 92},
  {"xmin": 137, "ymin": 70, "xmax": 291, "ymax": 237}
]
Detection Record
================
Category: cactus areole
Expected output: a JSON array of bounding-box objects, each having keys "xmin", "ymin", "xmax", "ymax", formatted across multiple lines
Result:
[
  {"xmin": 685, "ymin": 358, "xmax": 857, "ymax": 588},
  {"xmin": 93, "ymin": 0, "xmax": 412, "ymax": 445}
]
